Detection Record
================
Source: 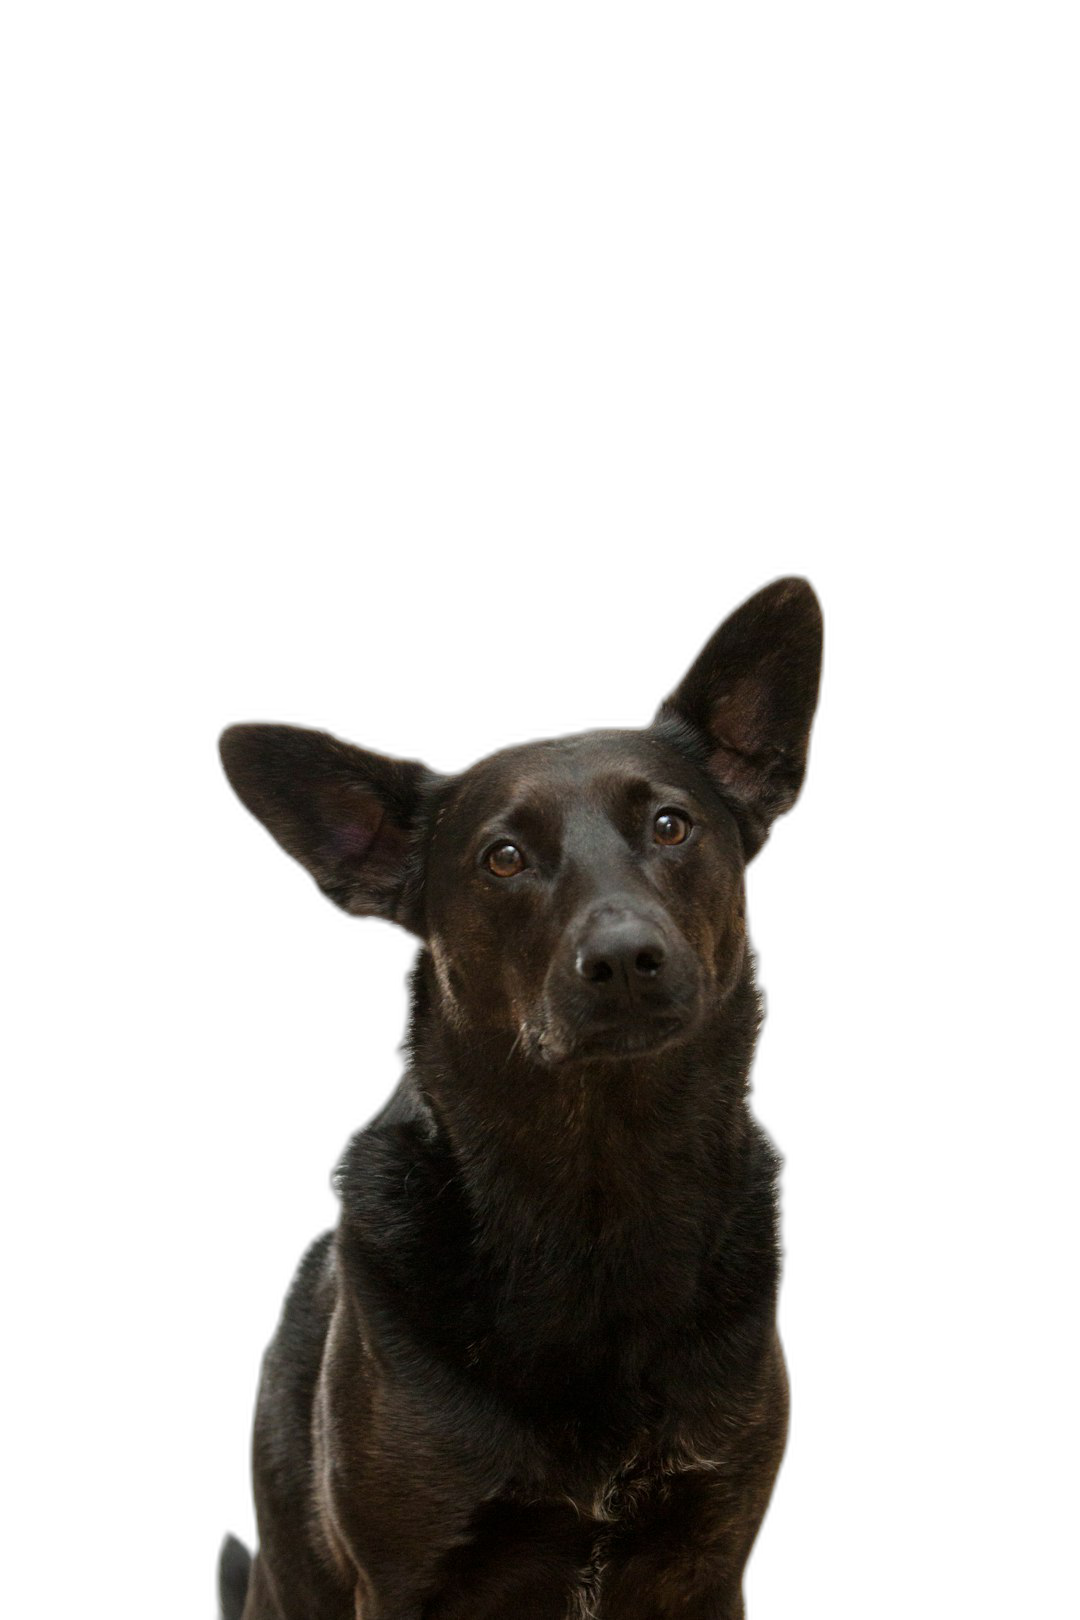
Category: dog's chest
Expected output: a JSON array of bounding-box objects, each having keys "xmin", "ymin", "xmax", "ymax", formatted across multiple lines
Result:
[
  {"xmin": 344, "ymin": 1107, "xmax": 770, "ymax": 1356},
  {"xmin": 345, "ymin": 1169, "xmax": 776, "ymax": 1431}
]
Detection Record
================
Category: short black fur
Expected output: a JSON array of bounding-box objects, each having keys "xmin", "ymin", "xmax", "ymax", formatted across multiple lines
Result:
[{"xmin": 217, "ymin": 578, "xmax": 822, "ymax": 1620}]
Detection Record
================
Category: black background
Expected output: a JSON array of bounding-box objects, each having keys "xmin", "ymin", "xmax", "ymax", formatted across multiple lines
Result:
[{"xmin": 177, "ymin": 550, "xmax": 900, "ymax": 1613}]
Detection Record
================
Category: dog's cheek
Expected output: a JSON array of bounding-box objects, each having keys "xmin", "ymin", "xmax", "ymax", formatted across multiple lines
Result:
[
  {"xmin": 665, "ymin": 852, "xmax": 738, "ymax": 966},
  {"xmin": 428, "ymin": 936, "xmax": 471, "ymax": 1029},
  {"xmin": 503, "ymin": 946, "xmax": 558, "ymax": 1039},
  {"xmin": 431, "ymin": 919, "xmax": 523, "ymax": 1031},
  {"xmin": 668, "ymin": 857, "xmax": 745, "ymax": 1002},
  {"xmin": 708, "ymin": 886, "xmax": 748, "ymax": 1002}
]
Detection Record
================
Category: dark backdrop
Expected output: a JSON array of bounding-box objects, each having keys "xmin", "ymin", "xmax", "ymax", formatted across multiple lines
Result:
[{"xmin": 175, "ymin": 557, "xmax": 887, "ymax": 1607}]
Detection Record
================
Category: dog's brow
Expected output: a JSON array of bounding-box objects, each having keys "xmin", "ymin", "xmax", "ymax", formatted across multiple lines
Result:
[
  {"xmin": 501, "ymin": 771, "xmax": 661, "ymax": 826},
  {"xmin": 623, "ymin": 774, "xmax": 659, "ymax": 802},
  {"xmin": 479, "ymin": 795, "xmax": 563, "ymax": 842},
  {"xmin": 592, "ymin": 773, "xmax": 665, "ymax": 811}
]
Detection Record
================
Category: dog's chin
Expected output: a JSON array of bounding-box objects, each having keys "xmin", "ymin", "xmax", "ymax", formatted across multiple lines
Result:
[{"xmin": 535, "ymin": 1012, "xmax": 694, "ymax": 1068}]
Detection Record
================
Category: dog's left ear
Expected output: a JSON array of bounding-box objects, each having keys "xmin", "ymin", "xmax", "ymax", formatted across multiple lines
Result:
[
  {"xmin": 219, "ymin": 723, "xmax": 438, "ymax": 931},
  {"xmin": 657, "ymin": 577, "xmax": 823, "ymax": 858}
]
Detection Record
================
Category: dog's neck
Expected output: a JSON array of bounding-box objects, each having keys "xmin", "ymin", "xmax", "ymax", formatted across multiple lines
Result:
[{"xmin": 405, "ymin": 953, "xmax": 768, "ymax": 1329}]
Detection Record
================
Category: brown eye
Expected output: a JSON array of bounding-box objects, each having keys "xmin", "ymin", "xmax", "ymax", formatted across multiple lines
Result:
[
  {"xmin": 486, "ymin": 842, "xmax": 526, "ymax": 877},
  {"xmin": 654, "ymin": 809, "xmax": 692, "ymax": 847}
]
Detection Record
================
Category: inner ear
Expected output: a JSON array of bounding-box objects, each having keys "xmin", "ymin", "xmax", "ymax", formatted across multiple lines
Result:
[
  {"xmin": 656, "ymin": 577, "xmax": 822, "ymax": 857},
  {"xmin": 219, "ymin": 723, "xmax": 438, "ymax": 930}
]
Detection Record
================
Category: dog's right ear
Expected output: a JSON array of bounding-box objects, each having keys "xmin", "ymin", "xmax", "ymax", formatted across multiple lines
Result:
[
  {"xmin": 219, "ymin": 724, "xmax": 438, "ymax": 931},
  {"xmin": 656, "ymin": 577, "xmax": 822, "ymax": 859}
]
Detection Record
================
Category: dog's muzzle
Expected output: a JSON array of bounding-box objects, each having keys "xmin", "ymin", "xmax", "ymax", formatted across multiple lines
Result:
[{"xmin": 535, "ymin": 903, "xmax": 702, "ymax": 1064}]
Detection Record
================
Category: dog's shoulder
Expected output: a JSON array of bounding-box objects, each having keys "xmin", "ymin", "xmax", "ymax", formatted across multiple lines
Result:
[
  {"xmin": 334, "ymin": 1078, "xmax": 456, "ymax": 1229},
  {"xmin": 257, "ymin": 1229, "xmax": 338, "ymax": 1442},
  {"xmin": 332, "ymin": 1078, "xmax": 477, "ymax": 1318}
]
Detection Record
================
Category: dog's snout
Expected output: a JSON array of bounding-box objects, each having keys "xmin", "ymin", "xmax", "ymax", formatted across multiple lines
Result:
[
  {"xmin": 543, "ymin": 886, "xmax": 706, "ymax": 1062},
  {"xmin": 575, "ymin": 917, "xmax": 667, "ymax": 990}
]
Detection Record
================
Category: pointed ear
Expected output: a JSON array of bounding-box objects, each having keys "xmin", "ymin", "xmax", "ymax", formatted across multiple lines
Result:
[
  {"xmin": 657, "ymin": 577, "xmax": 823, "ymax": 858},
  {"xmin": 218, "ymin": 723, "xmax": 438, "ymax": 930}
]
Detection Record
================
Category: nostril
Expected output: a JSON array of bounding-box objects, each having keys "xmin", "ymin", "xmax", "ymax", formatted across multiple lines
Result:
[
  {"xmin": 577, "ymin": 931, "xmax": 667, "ymax": 985},
  {"xmin": 578, "ymin": 954, "xmax": 614, "ymax": 983}
]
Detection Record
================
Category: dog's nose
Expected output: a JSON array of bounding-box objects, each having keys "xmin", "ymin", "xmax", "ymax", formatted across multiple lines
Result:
[{"xmin": 575, "ymin": 917, "xmax": 666, "ymax": 989}]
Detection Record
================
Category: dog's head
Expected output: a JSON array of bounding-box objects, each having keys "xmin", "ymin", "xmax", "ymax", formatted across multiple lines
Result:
[{"xmin": 220, "ymin": 578, "xmax": 821, "ymax": 1066}]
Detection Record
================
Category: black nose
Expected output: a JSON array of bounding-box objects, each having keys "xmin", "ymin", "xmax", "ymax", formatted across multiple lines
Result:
[{"xmin": 576, "ymin": 916, "xmax": 666, "ymax": 989}]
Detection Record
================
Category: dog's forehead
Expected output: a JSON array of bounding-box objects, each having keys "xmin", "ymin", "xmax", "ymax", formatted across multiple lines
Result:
[{"xmin": 445, "ymin": 729, "xmax": 696, "ymax": 827}]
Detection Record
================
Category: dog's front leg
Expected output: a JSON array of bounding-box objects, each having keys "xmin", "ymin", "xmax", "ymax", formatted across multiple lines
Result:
[
  {"xmin": 595, "ymin": 1386, "xmax": 788, "ymax": 1620},
  {"xmin": 595, "ymin": 1464, "xmax": 769, "ymax": 1620},
  {"xmin": 420, "ymin": 1498, "xmax": 600, "ymax": 1620}
]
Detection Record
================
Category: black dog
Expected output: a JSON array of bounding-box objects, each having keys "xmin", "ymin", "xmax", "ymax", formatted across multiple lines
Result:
[{"xmin": 218, "ymin": 577, "xmax": 822, "ymax": 1619}]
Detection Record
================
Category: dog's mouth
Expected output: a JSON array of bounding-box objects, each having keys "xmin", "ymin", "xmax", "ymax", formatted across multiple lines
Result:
[{"xmin": 531, "ymin": 1010, "xmax": 693, "ymax": 1067}]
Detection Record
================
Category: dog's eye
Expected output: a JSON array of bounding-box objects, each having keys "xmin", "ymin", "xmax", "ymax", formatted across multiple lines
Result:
[
  {"xmin": 486, "ymin": 842, "xmax": 527, "ymax": 877},
  {"xmin": 654, "ymin": 809, "xmax": 692, "ymax": 846}
]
